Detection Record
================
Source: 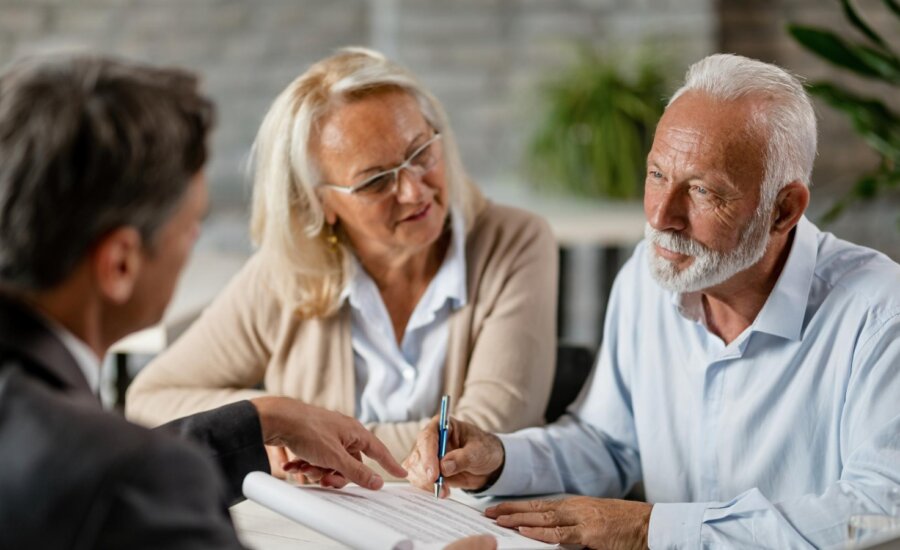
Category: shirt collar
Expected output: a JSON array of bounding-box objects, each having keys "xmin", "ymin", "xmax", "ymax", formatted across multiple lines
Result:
[
  {"xmin": 671, "ymin": 216, "xmax": 819, "ymax": 342},
  {"xmin": 436, "ymin": 208, "xmax": 468, "ymax": 309},
  {"xmin": 345, "ymin": 209, "xmax": 468, "ymax": 315},
  {"xmin": 751, "ymin": 215, "xmax": 818, "ymax": 341},
  {"xmin": 43, "ymin": 315, "xmax": 101, "ymax": 394}
]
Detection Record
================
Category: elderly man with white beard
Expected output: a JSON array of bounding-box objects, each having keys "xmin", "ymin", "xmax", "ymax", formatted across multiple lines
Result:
[{"xmin": 402, "ymin": 53, "xmax": 900, "ymax": 549}]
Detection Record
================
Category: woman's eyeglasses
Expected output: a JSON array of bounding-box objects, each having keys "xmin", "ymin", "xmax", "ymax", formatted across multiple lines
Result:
[{"xmin": 320, "ymin": 132, "xmax": 442, "ymax": 204}]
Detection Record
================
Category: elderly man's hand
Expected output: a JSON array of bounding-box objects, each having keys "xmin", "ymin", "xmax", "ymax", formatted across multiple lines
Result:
[
  {"xmin": 486, "ymin": 497, "xmax": 652, "ymax": 550},
  {"xmin": 251, "ymin": 396, "xmax": 406, "ymax": 490},
  {"xmin": 404, "ymin": 416, "xmax": 505, "ymax": 497}
]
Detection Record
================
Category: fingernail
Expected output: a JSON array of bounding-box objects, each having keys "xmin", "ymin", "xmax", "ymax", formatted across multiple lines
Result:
[
  {"xmin": 369, "ymin": 474, "xmax": 384, "ymax": 490},
  {"xmin": 442, "ymin": 459, "xmax": 456, "ymax": 475}
]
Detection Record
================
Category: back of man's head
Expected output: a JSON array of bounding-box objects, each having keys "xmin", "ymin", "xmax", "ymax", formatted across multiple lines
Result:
[{"xmin": 0, "ymin": 54, "xmax": 214, "ymax": 292}]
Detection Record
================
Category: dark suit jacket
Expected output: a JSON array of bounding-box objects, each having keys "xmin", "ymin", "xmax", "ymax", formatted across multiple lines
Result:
[{"xmin": 0, "ymin": 296, "xmax": 269, "ymax": 549}]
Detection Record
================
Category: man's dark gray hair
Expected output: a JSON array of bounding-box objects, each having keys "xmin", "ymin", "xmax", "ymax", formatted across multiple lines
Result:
[{"xmin": 0, "ymin": 54, "xmax": 214, "ymax": 291}]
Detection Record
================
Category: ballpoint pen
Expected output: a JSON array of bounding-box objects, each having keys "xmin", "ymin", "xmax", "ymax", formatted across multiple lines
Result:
[{"xmin": 434, "ymin": 394, "xmax": 450, "ymax": 498}]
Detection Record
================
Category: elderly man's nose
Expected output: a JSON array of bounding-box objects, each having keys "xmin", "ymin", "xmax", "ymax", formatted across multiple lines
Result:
[{"xmin": 648, "ymin": 188, "xmax": 688, "ymax": 232}]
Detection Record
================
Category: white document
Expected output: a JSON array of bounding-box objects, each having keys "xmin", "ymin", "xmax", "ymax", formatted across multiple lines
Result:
[{"xmin": 242, "ymin": 472, "xmax": 554, "ymax": 550}]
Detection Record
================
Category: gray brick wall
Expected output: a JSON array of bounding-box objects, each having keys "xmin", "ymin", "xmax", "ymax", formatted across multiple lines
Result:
[
  {"xmin": 0, "ymin": 0, "xmax": 370, "ymax": 207},
  {"xmin": 390, "ymin": 0, "xmax": 714, "ymax": 191},
  {"xmin": 1, "ymin": 0, "xmax": 896, "ymax": 258},
  {"xmin": 0, "ymin": 0, "xmax": 712, "ymax": 199}
]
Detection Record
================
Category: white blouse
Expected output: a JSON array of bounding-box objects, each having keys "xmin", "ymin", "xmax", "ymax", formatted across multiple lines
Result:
[{"xmin": 346, "ymin": 210, "xmax": 467, "ymax": 423}]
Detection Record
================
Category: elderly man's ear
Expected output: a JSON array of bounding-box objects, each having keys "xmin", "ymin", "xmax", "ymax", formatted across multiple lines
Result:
[
  {"xmin": 771, "ymin": 180, "xmax": 810, "ymax": 235},
  {"xmin": 92, "ymin": 227, "xmax": 143, "ymax": 304}
]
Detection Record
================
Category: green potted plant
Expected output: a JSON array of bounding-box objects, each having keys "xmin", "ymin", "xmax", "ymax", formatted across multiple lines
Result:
[
  {"xmin": 526, "ymin": 47, "xmax": 668, "ymax": 200},
  {"xmin": 787, "ymin": 0, "xmax": 900, "ymax": 224}
]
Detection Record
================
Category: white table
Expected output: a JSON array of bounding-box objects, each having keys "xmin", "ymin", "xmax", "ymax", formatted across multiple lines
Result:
[{"xmin": 230, "ymin": 499, "xmax": 345, "ymax": 550}]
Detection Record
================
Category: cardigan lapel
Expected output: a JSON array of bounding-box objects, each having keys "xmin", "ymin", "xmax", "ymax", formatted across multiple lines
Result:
[{"xmin": 338, "ymin": 304, "xmax": 355, "ymax": 417}]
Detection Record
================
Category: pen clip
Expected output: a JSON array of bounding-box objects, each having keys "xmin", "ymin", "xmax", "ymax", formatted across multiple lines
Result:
[{"xmin": 438, "ymin": 395, "xmax": 450, "ymax": 430}]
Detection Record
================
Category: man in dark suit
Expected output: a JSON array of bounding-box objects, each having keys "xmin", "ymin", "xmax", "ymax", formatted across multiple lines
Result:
[{"xmin": 0, "ymin": 54, "xmax": 409, "ymax": 549}]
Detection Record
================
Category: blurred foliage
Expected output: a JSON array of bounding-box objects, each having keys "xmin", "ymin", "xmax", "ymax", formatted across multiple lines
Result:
[
  {"xmin": 787, "ymin": 0, "xmax": 900, "ymax": 224},
  {"xmin": 526, "ymin": 47, "xmax": 668, "ymax": 200}
]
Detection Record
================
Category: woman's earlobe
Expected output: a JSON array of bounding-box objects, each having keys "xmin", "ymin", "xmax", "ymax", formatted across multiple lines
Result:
[{"xmin": 321, "ymin": 200, "xmax": 338, "ymax": 226}]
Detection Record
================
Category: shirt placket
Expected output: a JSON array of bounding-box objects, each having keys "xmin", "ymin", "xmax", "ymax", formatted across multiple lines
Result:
[{"xmin": 701, "ymin": 358, "xmax": 726, "ymax": 502}]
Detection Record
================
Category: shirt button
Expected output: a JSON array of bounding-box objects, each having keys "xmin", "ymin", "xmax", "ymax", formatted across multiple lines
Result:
[{"xmin": 402, "ymin": 368, "xmax": 415, "ymax": 381}]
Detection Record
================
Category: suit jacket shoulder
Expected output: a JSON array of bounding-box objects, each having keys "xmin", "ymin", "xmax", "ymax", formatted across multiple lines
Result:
[{"xmin": 0, "ymin": 362, "xmax": 245, "ymax": 549}]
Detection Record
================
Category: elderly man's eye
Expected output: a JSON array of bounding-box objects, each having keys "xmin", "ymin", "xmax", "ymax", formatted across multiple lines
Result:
[
  {"xmin": 690, "ymin": 185, "xmax": 710, "ymax": 196},
  {"xmin": 648, "ymin": 170, "xmax": 663, "ymax": 179}
]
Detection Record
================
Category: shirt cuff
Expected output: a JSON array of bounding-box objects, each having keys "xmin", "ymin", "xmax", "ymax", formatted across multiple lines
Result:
[
  {"xmin": 477, "ymin": 433, "xmax": 534, "ymax": 497},
  {"xmin": 648, "ymin": 501, "xmax": 708, "ymax": 549}
]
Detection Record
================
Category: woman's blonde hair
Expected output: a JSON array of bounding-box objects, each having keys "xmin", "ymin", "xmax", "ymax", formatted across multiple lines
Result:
[{"xmin": 250, "ymin": 47, "xmax": 482, "ymax": 318}]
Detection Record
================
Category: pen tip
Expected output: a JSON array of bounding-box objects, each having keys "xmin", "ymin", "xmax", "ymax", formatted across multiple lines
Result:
[{"xmin": 433, "ymin": 485, "xmax": 440, "ymax": 498}]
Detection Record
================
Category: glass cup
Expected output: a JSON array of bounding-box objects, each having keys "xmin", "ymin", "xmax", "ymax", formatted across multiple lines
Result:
[
  {"xmin": 846, "ymin": 487, "xmax": 900, "ymax": 547},
  {"xmin": 847, "ymin": 514, "xmax": 899, "ymax": 545}
]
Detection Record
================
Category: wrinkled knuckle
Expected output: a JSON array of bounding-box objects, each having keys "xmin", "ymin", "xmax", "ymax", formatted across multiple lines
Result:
[
  {"xmin": 552, "ymin": 526, "xmax": 566, "ymax": 542},
  {"xmin": 539, "ymin": 511, "xmax": 553, "ymax": 524}
]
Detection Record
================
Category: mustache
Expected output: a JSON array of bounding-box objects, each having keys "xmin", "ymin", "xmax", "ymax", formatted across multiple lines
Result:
[{"xmin": 644, "ymin": 223, "xmax": 711, "ymax": 257}]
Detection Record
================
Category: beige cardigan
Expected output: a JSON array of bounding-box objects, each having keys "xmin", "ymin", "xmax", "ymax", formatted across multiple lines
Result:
[{"xmin": 126, "ymin": 200, "xmax": 558, "ymax": 465}]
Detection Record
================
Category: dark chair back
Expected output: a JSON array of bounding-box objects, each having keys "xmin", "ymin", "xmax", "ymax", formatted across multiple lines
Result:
[{"xmin": 545, "ymin": 343, "xmax": 595, "ymax": 423}]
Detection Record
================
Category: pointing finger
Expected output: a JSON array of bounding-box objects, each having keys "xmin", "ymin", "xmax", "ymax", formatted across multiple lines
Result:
[{"xmin": 356, "ymin": 430, "xmax": 407, "ymax": 479}]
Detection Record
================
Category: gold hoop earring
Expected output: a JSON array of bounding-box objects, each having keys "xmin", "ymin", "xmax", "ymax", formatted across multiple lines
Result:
[{"xmin": 326, "ymin": 224, "xmax": 339, "ymax": 251}]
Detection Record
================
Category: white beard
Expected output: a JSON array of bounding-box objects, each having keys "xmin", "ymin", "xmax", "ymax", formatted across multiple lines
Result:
[{"xmin": 645, "ymin": 206, "xmax": 773, "ymax": 293}]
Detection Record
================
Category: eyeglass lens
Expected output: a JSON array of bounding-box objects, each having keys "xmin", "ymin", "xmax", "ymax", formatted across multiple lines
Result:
[{"xmin": 353, "ymin": 136, "xmax": 439, "ymax": 199}]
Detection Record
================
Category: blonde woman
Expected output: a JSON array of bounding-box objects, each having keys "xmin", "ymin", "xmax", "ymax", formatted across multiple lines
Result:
[{"xmin": 126, "ymin": 48, "xmax": 557, "ymax": 477}]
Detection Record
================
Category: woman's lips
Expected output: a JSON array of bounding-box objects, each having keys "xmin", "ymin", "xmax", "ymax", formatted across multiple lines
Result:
[{"xmin": 401, "ymin": 202, "xmax": 431, "ymax": 222}]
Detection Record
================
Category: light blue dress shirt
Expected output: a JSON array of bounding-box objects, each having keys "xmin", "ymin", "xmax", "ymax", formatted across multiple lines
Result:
[
  {"xmin": 488, "ymin": 217, "xmax": 900, "ymax": 548},
  {"xmin": 348, "ymin": 210, "xmax": 467, "ymax": 424}
]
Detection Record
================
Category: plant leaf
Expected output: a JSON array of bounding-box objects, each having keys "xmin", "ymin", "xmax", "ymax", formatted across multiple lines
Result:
[
  {"xmin": 806, "ymin": 82, "xmax": 900, "ymax": 158},
  {"xmin": 787, "ymin": 25, "xmax": 900, "ymax": 82},
  {"xmin": 840, "ymin": 0, "xmax": 891, "ymax": 53},
  {"xmin": 525, "ymin": 47, "xmax": 665, "ymax": 198},
  {"xmin": 854, "ymin": 174, "xmax": 880, "ymax": 198},
  {"xmin": 821, "ymin": 169, "xmax": 900, "ymax": 224}
]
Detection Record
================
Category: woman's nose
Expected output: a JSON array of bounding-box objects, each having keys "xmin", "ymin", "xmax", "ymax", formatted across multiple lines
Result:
[{"xmin": 395, "ymin": 168, "xmax": 429, "ymax": 203}]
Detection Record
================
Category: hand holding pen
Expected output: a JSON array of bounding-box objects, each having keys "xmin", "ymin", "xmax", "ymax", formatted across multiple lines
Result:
[
  {"xmin": 402, "ymin": 399, "xmax": 506, "ymax": 498},
  {"xmin": 434, "ymin": 394, "xmax": 450, "ymax": 498}
]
